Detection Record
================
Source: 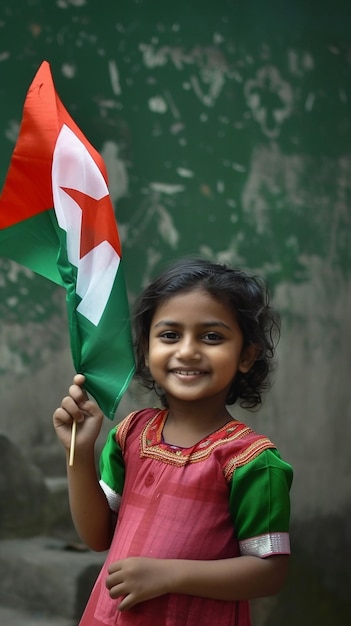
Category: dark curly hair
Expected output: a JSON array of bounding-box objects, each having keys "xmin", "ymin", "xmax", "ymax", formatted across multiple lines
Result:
[{"xmin": 133, "ymin": 258, "xmax": 280, "ymax": 410}]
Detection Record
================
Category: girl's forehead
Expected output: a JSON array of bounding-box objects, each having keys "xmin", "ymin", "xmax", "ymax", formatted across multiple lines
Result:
[
  {"xmin": 151, "ymin": 287, "xmax": 236, "ymax": 320},
  {"xmin": 156, "ymin": 287, "xmax": 210, "ymax": 307}
]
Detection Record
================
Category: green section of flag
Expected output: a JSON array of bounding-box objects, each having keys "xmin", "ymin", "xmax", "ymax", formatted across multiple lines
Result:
[
  {"xmin": 72, "ymin": 274, "xmax": 135, "ymax": 419},
  {"xmin": 0, "ymin": 210, "xmax": 64, "ymax": 286}
]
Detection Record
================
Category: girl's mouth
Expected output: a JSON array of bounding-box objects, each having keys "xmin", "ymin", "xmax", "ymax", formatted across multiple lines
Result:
[{"xmin": 172, "ymin": 370, "xmax": 204, "ymax": 376}]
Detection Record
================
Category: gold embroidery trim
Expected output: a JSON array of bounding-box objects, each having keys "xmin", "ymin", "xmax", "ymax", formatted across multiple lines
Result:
[
  {"xmin": 223, "ymin": 439, "xmax": 276, "ymax": 482},
  {"xmin": 139, "ymin": 413, "xmax": 268, "ymax": 468},
  {"xmin": 116, "ymin": 411, "xmax": 139, "ymax": 453},
  {"xmin": 118, "ymin": 410, "xmax": 276, "ymax": 476}
]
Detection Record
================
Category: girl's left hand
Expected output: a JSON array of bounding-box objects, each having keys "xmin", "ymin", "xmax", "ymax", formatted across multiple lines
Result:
[{"xmin": 106, "ymin": 557, "xmax": 170, "ymax": 611}]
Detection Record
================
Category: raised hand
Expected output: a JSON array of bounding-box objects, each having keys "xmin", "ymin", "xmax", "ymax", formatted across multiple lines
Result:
[{"xmin": 53, "ymin": 373, "xmax": 104, "ymax": 453}]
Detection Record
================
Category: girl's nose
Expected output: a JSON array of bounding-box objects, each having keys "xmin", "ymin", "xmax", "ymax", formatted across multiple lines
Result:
[{"xmin": 175, "ymin": 336, "xmax": 200, "ymax": 360}]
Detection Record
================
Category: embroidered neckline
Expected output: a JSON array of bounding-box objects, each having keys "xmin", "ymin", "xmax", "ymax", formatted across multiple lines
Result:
[{"xmin": 140, "ymin": 409, "xmax": 253, "ymax": 466}]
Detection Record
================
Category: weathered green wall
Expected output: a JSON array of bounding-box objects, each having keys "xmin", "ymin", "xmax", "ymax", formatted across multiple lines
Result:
[
  {"xmin": 1, "ymin": 1, "xmax": 351, "ymax": 624},
  {"xmin": 1, "ymin": 1, "xmax": 350, "ymax": 295}
]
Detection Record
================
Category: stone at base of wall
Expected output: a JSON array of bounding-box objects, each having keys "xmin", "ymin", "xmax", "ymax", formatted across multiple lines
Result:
[{"xmin": 0, "ymin": 536, "xmax": 105, "ymax": 622}]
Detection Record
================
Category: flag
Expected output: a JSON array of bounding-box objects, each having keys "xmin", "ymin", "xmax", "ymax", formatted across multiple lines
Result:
[{"xmin": 0, "ymin": 60, "xmax": 135, "ymax": 419}]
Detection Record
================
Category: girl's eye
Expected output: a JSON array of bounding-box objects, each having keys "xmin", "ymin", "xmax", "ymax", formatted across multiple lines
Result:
[
  {"xmin": 203, "ymin": 332, "xmax": 222, "ymax": 343},
  {"xmin": 159, "ymin": 331, "xmax": 179, "ymax": 341}
]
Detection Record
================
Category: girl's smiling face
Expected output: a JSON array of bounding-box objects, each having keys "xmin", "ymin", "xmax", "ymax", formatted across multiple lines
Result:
[{"xmin": 145, "ymin": 288, "xmax": 257, "ymax": 411}]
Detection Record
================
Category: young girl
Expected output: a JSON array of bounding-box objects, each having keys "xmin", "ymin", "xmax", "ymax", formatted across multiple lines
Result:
[{"xmin": 53, "ymin": 258, "xmax": 293, "ymax": 626}]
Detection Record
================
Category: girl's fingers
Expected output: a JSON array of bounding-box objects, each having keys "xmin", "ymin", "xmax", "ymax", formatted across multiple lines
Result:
[
  {"xmin": 73, "ymin": 373, "xmax": 86, "ymax": 387},
  {"xmin": 118, "ymin": 594, "xmax": 135, "ymax": 611},
  {"xmin": 53, "ymin": 406, "xmax": 70, "ymax": 425},
  {"xmin": 68, "ymin": 383, "xmax": 89, "ymax": 407},
  {"xmin": 61, "ymin": 394, "xmax": 85, "ymax": 422}
]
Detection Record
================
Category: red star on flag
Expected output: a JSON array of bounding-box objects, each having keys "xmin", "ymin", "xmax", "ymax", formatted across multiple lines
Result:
[{"xmin": 61, "ymin": 187, "xmax": 121, "ymax": 259}]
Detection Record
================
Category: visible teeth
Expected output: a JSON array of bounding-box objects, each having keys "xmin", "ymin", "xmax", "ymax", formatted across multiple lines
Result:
[{"xmin": 174, "ymin": 370, "xmax": 202, "ymax": 375}]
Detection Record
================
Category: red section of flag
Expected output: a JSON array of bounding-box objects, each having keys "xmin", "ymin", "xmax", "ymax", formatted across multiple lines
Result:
[
  {"xmin": 61, "ymin": 187, "xmax": 121, "ymax": 258},
  {"xmin": 0, "ymin": 61, "xmax": 110, "ymax": 230}
]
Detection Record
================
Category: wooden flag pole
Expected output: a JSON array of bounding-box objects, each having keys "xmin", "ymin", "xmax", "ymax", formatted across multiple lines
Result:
[{"xmin": 69, "ymin": 419, "xmax": 77, "ymax": 467}]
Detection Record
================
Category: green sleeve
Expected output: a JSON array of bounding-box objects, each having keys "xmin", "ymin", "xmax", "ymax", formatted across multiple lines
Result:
[
  {"xmin": 229, "ymin": 449, "xmax": 293, "ymax": 543},
  {"xmin": 99, "ymin": 424, "xmax": 125, "ymax": 512}
]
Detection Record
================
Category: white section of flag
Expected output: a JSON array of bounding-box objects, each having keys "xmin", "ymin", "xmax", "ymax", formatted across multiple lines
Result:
[
  {"xmin": 52, "ymin": 124, "xmax": 120, "ymax": 326},
  {"xmin": 76, "ymin": 241, "xmax": 120, "ymax": 325}
]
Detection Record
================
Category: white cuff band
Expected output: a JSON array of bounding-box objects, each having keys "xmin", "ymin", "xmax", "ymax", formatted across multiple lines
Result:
[
  {"xmin": 240, "ymin": 532, "xmax": 291, "ymax": 558},
  {"xmin": 99, "ymin": 479, "xmax": 121, "ymax": 514}
]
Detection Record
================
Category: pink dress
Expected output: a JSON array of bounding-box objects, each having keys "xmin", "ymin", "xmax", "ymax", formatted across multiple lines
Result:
[{"xmin": 79, "ymin": 408, "xmax": 292, "ymax": 626}]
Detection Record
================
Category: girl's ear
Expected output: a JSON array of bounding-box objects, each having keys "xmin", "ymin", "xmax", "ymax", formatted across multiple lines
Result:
[{"xmin": 239, "ymin": 344, "xmax": 259, "ymax": 373}]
